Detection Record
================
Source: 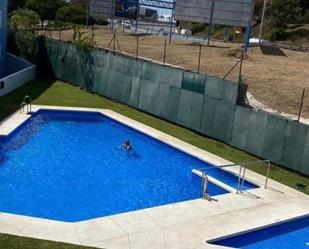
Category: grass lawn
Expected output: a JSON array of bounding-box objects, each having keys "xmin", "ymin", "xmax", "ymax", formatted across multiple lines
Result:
[
  {"xmin": 0, "ymin": 78, "xmax": 309, "ymax": 248},
  {"xmin": 0, "ymin": 234, "xmax": 97, "ymax": 249}
]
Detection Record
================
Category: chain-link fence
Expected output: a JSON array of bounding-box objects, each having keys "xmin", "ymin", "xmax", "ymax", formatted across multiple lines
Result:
[
  {"xmin": 38, "ymin": 24, "xmax": 244, "ymax": 82},
  {"xmin": 34, "ymin": 22, "xmax": 309, "ymax": 122}
]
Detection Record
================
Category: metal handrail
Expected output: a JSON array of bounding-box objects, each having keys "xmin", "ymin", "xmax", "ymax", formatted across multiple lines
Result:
[
  {"xmin": 20, "ymin": 95, "xmax": 32, "ymax": 114},
  {"xmin": 196, "ymin": 159, "xmax": 270, "ymax": 170},
  {"xmin": 196, "ymin": 160, "xmax": 271, "ymax": 193},
  {"xmin": 235, "ymin": 160, "xmax": 271, "ymax": 193},
  {"xmin": 201, "ymin": 172, "xmax": 210, "ymax": 200},
  {"xmin": 23, "ymin": 95, "xmax": 32, "ymax": 112},
  {"xmin": 20, "ymin": 102, "xmax": 27, "ymax": 113}
]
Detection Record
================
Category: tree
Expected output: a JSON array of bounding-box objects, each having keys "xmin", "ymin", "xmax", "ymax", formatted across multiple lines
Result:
[
  {"xmin": 9, "ymin": 9, "xmax": 39, "ymax": 60},
  {"xmin": 14, "ymin": 30, "xmax": 37, "ymax": 60},
  {"xmin": 25, "ymin": 0, "xmax": 66, "ymax": 27},
  {"xmin": 56, "ymin": 5, "xmax": 86, "ymax": 25},
  {"xmin": 10, "ymin": 9, "xmax": 39, "ymax": 31},
  {"xmin": 300, "ymin": 0, "xmax": 309, "ymax": 13},
  {"xmin": 253, "ymin": 0, "xmax": 264, "ymax": 21},
  {"xmin": 268, "ymin": 0, "xmax": 302, "ymax": 40},
  {"xmin": 253, "ymin": 0, "xmax": 271, "ymax": 22},
  {"xmin": 8, "ymin": 0, "xmax": 26, "ymax": 13},
  {"xmin": 72, "ymin": 25, "xmax": 96, "ymax": 51}
]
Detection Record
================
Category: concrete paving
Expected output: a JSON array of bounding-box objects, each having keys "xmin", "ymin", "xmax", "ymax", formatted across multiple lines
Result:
[{"xmin": 0, "ymin": 105, "xmax": 308, "ymax": 249}]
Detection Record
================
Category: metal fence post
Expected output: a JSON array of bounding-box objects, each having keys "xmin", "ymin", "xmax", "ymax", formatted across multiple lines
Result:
[
  {"xmin": 169, "ymin": 0, "xmax": 175, "ymax": 44},
  {"xmin": 223, "ymin": 26, "xmax": 227, "ymax": 42},
  {"xmin": 163, "ymin": 39, "xmax": 167, "ymax": 65},
  {"xmin": 197, "ymin": 44, "xmax": 202, "ymax": 73},
  {"xmin": 258, "ymin": 0, "xmax": 267, "ymax": 44},
  {"xmin": 86, "ymin": 0, "xmax": 90, "ymax": 27},
  {"xmin": 298, "ymin": 89, "xmax": 306, "ymax": 122},
  {"xmin": 238, "ymin": 50, "xmax": 244, "ymax": 82},
  {"xmin": 136, "ymin": 35, "xmax": 139, "ymax": 59},
  {"xmin": 135, "ymin": 2, "xmax": 139, "ymax": 33},
  {"xmin": 207, "ymin": 0, "xmax": 215, "ymax": 46},
  {"xmin": 113, "ymin": 29, "xmax": 116, "ymax": 52}
]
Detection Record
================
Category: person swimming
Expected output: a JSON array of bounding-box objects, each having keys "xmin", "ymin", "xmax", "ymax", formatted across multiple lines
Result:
[{"xmin": 122, "ymin": 139, "xmax": 132, "ymax": 151}]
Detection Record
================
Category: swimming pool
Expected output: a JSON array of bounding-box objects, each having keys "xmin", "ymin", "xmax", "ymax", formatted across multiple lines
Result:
[
  {"xmin": 208, "ymin": 215, "xmax": 309, "ymax": 249},
  {"xmin": 0, "ymin": 110, "xmax": 256, "ymax": 222}
]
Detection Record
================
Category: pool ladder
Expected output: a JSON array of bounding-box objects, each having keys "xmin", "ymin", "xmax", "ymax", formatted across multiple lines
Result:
[
  {"xmin": 201, "ymin": 173, "xmax": 211, "ymax": 200},
  {"xmin": 20, "ymin": 95, "xmax": 32, "ymax": 114},
  {"xmin": 197, "ymin": 160, "xmax": 271, "ymax": 198}
]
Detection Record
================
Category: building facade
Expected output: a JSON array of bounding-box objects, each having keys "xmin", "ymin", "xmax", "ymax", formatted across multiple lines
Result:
[{"xmin": 0, "ymin": 0, "xmax": 8, "ymax": 77}]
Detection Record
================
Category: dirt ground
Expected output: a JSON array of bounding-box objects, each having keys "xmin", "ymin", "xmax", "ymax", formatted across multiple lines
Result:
[{"xmin": 43, "ymin": 27, "xmax": 309, "ymax": 118}]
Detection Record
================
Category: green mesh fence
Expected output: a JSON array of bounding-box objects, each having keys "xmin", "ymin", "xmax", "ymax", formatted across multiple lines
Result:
[
  {"xmin": 213, "ymin": 100, "xmax": 235, "ymax": 143},
  {"xmin": 205, "ymin": 77, "xmax": 223, "ymax": 100},
  {"xmin": 231, "ymin": 106, "xmax": 250, "ymax": 150},
  {"xmin": 262, "ymin": 115, "xmax": 288, "ymax": 163},
  {"xmin": 93, "ymin": 66, "xmax": 102, "ymax": 93},
  {"xmin": 96, "ymin": 68, "xmax": 109, "ymax": 95},
  {"xmin": 177, "ymin": 89, "xmax": 193, "ymax": 126},
  {"xmin": 301, "ymin": 132, "xmax": 309, "ymax": 175},
  {"xmin": 105, "ymin": 70, "xmax": 118, "ymax": 98},
  {"xmin": 129, "ymin": 76, "xmax": 141, "ymax": 108},
  {"xmin": 281, "ymin": 121, "xmax": 308, "ymax": 172},
  {"xmin": 138, "ymin": 79, "xmax": 160, "ymax": 113},
  {"xmin": 245, "ymin": 110, "xmax": 268, "ymax": 157},
  {"xmin": 189, "ymin": 92, "xmax": 204, "ymax": 131},
  {"xmin": 205, "ymin": 77, "xmax": 238, "ymax": 105},
  {"xmin": 200, "ymin": 98, "xmax": 235, "ymax": 143},
  {"xmin": 152, "ymin": 83, "xmax": 170, "ymax": 117},
  {"xmin": 120, "ymin": 75, "xmax": 133, "ymax": 104},
  {"xmin": 160, "ymin": 66, "xmax": 183, "ymax": 88},
  {"xmin": 68, "ymin": 60, "xmax": 79, "ymax": 84},
  {"xmin": 124, "ymin": 58, "xmax": 141, "ymax": 78},
  {"xmin": 42, "ymin": 39, "xmax": 309, "ymax": 176},
  {"xmin": 182, "ymin": 72, "xmax": 206, "ymax": 94},
  {"xmin": 176, "ymin": 90, "xmax": 204, "ymax": 130},
  {"xmin": 200, "ymin": 96, "xmax": 217, "ymax": 137},
  {"xmin": 232, "ymin": 108, "xmax": 268, "ymax": 157},
  {"xmin": 165, "ymin": 86, "xmax": 181, "ymax": 122},
  {"xmin": 141, "ymin": 62, "xmax": 162, "ymax": 83}
]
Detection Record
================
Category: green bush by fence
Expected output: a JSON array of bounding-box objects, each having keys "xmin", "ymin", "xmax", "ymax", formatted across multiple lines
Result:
[{"xmin": 42, "ymin": 39, "xmax": 309, "ymax": 176}]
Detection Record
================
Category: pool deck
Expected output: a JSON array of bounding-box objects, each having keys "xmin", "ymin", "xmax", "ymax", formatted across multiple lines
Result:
[{"xmin": 0, "ymin": 105, "xmax": 308, "ymax": 249}]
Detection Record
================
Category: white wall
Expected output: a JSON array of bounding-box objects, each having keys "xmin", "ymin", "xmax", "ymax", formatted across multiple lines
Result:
[{"xmin": 0, "ymin": 54, "xmax": 37, "ymax": 97}]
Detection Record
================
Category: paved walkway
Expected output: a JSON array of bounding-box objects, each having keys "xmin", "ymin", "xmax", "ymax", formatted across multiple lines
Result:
[{"xmin": 0, "ymin": 105, "xmax": 308, "ymax": 249}]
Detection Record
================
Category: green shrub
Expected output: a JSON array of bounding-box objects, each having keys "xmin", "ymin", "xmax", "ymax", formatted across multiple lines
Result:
[
  {"xmin": 301, "ymin": 10, "xmax": 309, "ymax": 23},
  {"xmin": 72, "ymin": 25, "xmax": 96, "ymax": 51},
  {"xmin": 191, "ymin": 22, "xmax": 207, "ymax": 34},
  {"xmin": 270, "ymin": 27, "xmax": 286, "ymax": 41},
  {"xmin": 268, "ymin": 0, "xmax": 302, "ymax": 41},
  {"xmin": 95, "ymin": 18, "xmax": 109, "ymax": 26},
  {"xmin": 14, "ymin": 30, "xmax": 37, "ymax": 60},
  {"xmin": 56, "ymin": 5, "xmax": 86, "ymax": 25},
  {"xmin": 25, "ymin": 0, "xmax": 66, "ymax": 27},
  {"xmin": 10, "ymin": 8, "xmax": 39, "ymax": 31}
]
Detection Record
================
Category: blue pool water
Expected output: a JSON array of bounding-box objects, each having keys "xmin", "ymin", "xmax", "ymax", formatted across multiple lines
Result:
[
  {"xmin": 0, "ymin": 110, "xmax": 256, "ymax": 222},
  {"xmin": 209, "ymin": 216, "xmax": 309, "ymax": 249}
]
